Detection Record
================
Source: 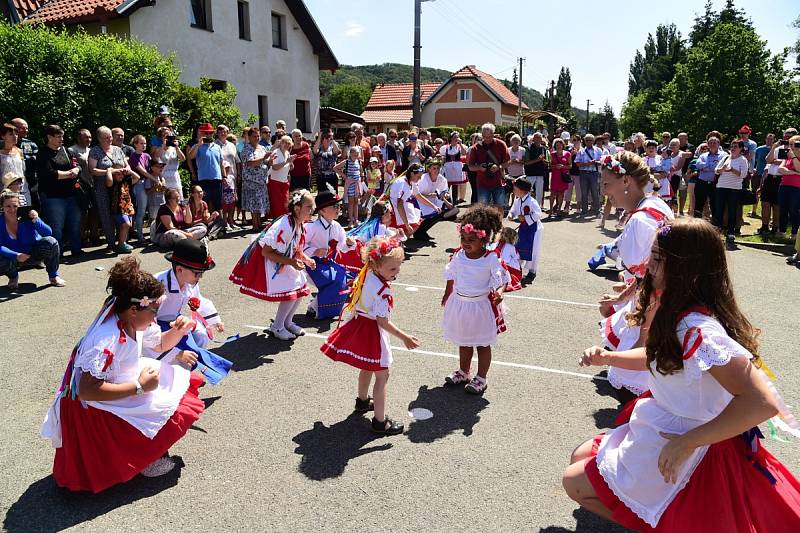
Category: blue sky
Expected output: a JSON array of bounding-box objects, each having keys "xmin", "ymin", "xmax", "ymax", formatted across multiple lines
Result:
[{"xmin": 305, "ymin": 0, "xmax": 798, "ymax": 115}]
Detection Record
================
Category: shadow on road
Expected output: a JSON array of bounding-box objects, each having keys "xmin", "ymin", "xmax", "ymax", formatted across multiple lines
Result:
[
  {"xmin": 587, "ymin": 267, "xmax": 622, "ymax": 281},
  {"xmin": 3, "ymin": 459, "xmax": 184, "ymax": 533},
  {"xmin": 592, "ymin": 371, "xmax": 635, "ymax": 429},
  {"xmin": 212, "ymin": 331, "xmax": 292, "ymax": 372},
  {"xmin": 292, "ymin": 412, "xmax": 392, "ymax": 481},
  {"xmin": 406, "ymin": 384, "xmax": 489, "ymax": 443},
  {"xmin": 539, "ymin": 508, "xmax": 632, "ymax": 532}
]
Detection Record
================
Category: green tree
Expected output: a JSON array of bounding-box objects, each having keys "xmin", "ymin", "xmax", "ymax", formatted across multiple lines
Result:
[
  {"xmin": 323, "ymin": 83, "xmax": 372, "ymax": 115},
  {"xmin": 651, "ymin": 23, "xmax": 792, "ymax": 142},
  {"xmin": 589, "ymin": 102, "xmax": 619, "ymax": 139},
  {"xmin": 792, "ymin": 15, "xmax": 800, "ymax": 71},
  {"xmin": 171, "ymin": 79, "xmax": 254, "ymax": 141},
  {"xmin": 620, "ymin": 91, "xmax": 655, "ymax": 137}
]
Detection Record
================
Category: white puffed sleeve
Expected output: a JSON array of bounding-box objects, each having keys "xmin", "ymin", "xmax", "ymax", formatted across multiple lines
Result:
[
  {"xmin": 489, "ymin": 254, "xmax": 511, "ymax": 289},
  {"xmin": 444, "ymin": 252, "xmax": 460, "ymax": 281},
  {"xmin": 74, "ymin": 333, "xmax": 118, "ymax": 381},
  {"xmin": 332, "ymin": 223, "xmax": 353, "ymax": 252},
  {"xmin": 370, "ymin": 289, "xmax": 392, "ymax": 318},
  {"xmin": 508, "ymin": 197, "xmax": 521, "ymax": 220},
  {"xmin": 259, "ymin": 216, "xmax": 287, "ymax": 250},
  {"xmin": 618, "ymin": 215, "xmax": 657, "ymax": 279},
  {"xmin": 678, "ymin": 314, "xmax": 752, "ymax": 379},
  {"xmin": 141, "ymin": 322, "xmax": 163, "ymax": 350}
]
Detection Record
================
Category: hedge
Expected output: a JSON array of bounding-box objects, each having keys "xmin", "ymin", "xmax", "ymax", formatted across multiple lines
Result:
[{"xmin": 0, "ymin": 21, "xmax": 249, "ymax": 143}]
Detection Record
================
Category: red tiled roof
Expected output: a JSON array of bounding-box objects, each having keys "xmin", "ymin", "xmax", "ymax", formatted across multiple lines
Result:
[
  {"xmin": 361, "ymin": 109, "xmax": 413, "ymax": 124},
  {"xmin": 24, "ymin": 0, "xmax": 124, "ymax": 24},
  {"xmin": 446, "ymin": 65, "xmax": 529, "ymax": 109},
  {"xmin": 12, "ymin": 0, "xmax": 43, "ymax": 19},
  {"xmin": 364, "ymin": 82, "xmax": 441, "ymax": 109}
]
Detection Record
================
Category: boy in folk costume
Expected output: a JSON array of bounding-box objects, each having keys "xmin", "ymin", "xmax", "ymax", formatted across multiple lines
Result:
[
  {"xmin": 154, "ymin": 239, "xmax": 233, "ymax": 384},
  {"xmin": 303, "ymin": 185, "xmax": 356, "ymax": 319},
  {"xmin": 508, "ymin": 177, "xmax": 544, "ymax": 282}
]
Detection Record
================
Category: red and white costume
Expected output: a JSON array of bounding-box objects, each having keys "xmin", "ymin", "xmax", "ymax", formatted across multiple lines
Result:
[
  {"xmin": 388, "ymin": 176, "xmax": 421, "ymax": 229},
  {"xmin": 40, "ymin": 307, "xmax": 203, "ymax": 493},
  {"xmin": 488, "ymin": 241, "xmax": 522, "ymax": 292},
  {"xmin": 604, "ymin": 196, "xmax": 673, "ymax": 395},
  {"xmin": 586, "ymin": 308, "xmax": 800, "ymax": 531},
  {"xmin": 417, "ymin": 172, "xmax": 448, "ymax": 217},
  {"xmin": 321, "ymin": 270, "xmax": 394, "ymax": 371},
  {"xmin": 443, "ymin": 249, "xmax": 511, "ymax": 347},
  {"xmin": 440, "ymin": 144, "xmax": 467, "ymax": 184},
  {"xmin": 230, "ymin": 215, "xmax": 310, "ymax": 302}
]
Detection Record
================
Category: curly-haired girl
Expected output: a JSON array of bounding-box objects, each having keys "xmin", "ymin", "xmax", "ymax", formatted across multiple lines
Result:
[
  {"xmin": 566, "ymin": 218, "xmax": 800, "ymax": 531},
  {"xmin": 322, "ymin": 236, "xmax": 420, "ymax": 435},
  {"xmin": 441, "ymin": 205, "xmax": 510, "ymax": 394},
  {"xmin": 41, "ymin": 257, "xmax": 205, "ymax": 492},
  {"xmin": 230, "ymin": 189, "xmax": 316, "ymax": 340}
]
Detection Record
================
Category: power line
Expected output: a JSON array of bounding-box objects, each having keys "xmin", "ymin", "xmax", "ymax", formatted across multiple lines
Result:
[
  {"xmin": 438, "ymin": 0, "xmax": 520, "ymax": 58},
  {"xmin": 426, "ymin": 1, "xmax": 517, "ymax": 61}
]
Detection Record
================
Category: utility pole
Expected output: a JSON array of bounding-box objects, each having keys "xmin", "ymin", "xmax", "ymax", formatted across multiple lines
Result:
[
  {"xmin": 412, "ymin": 0, "xmax": 435, "ymax": 128},
  {"xmin": 585, "ymin": 99, "xmax": 592, "ymax": 133},
  {"xmin": 517, "ymin": 57, "xmax": 524, "ymax": 134},
  {"xmin": 548, "ymin": 80, "xmax": 555, "ymax": 133}
]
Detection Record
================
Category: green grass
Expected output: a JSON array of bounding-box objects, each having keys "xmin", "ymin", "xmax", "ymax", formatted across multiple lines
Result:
[{"xmin": 737, "ymin": 232, "xmax": 795, "ymax": 245}]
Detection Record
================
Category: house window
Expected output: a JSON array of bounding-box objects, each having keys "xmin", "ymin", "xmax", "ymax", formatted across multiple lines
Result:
[
  {"xmin": 272, "ymin": 13, "xmax": 286, "ymax": 49},
  {"xmin": 296, "ymin": 100, "xmax": 310, "ymax": 132},
  {"xmin": 458, "ymin": 89, "xmax": 472, "ymax": 102},
  {"xmin": 207, "ymin": 79, "xmax": 227, "ymax": 92},
  {"xmin": 258, "ymin": 95, "xmax": 269, "ymax": 128},
  {"xmin": 189, "ymin": 0, "xmax": 212, "ymax": 31},
  {"xmin": 237, "ymin": 1, "xmax": 250, "ymax": 40}
]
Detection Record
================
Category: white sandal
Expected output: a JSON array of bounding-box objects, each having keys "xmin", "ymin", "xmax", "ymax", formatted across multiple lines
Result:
[{"xmin": 140, "ymin": 456, "xmax": 175, "ymax": 477}]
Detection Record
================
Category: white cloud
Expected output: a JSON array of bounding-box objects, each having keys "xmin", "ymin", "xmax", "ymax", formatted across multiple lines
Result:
[{"xmin": 343, "ymin": 22, "xmax": 365, "ymax": 38}]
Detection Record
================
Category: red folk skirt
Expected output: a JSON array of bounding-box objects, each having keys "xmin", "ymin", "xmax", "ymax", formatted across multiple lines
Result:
[
  {"xmin": 321, "ymin": 315, "xmax": 387, "ymax": 371},
  {"xmin": 53, "ymin": 374, "xmax": 205, "ymax": 493},
  {"xmin": 505, "ymin": 264, "xmax": 522, "ymax": 292},
  {"xmin": 584, "ymin": 401, "xmax": 800, "ymax": 533},
  {"xmin": 338, "ymin": 241, "xmax": 365, "ymax": 274},
  {"xmin": 267, "ymin": 179, "xmax": 289, "ymax": 219}
]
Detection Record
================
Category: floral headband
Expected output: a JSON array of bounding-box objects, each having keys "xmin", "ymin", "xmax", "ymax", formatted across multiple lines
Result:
[
  {"xmin": 369, "ymin": 238, "xmax": 402, "ymax": 261},
  {"xmin": 290, "ymin": 191, "xmax": 304, "ymax": 205},
  {"xmin": 601, "ymin": 155, "xmax": 626, "ymax": 175},
  {"xmin": 130, "ymin": 294, "xmax": 166, "ymax": 308},
  {"xmin": 658, "ymin": 221, "xmax": 672, "ymax": 238},
  {"xmin": 456, "ymin": 223, "xmax": 486, "ymax": 239}
]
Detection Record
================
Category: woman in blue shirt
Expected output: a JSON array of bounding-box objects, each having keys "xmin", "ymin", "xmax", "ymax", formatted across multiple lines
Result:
[{"xmin": 0, "ymin": 189, "xmax": 64, "ymax": 290}]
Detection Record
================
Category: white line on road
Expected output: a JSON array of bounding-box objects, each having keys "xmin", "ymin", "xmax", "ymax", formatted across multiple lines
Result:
[
  {"xmin": 244, "ymin": 325, "xmax": 607, "ymax": 381},
  {"xmin": 391, "ymin": 282, "xmax": 600, "ymax": 308}
]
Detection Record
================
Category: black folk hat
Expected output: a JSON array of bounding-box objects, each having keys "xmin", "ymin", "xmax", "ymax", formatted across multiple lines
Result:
[
  {"xmin": 164, "ymin": 239, "xmax": 216, "ymax": 271},
  {"xmin": 314, "ymin": 182, "xmax": 340, "ymax": 213}
]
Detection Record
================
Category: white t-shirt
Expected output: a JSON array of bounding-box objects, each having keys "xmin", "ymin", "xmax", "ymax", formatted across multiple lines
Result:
[
  {"xmin": 271, "ymin": 149, "xmax": 290, "ymax": 183},
  {"xmin": 389, "ymin": 177, "xmax": 421, "ymax": 225},
  {"xmin": 216, "ymin": 140, "xmax": 240, "ymax": 179},
  {"xmin": 715, "ymin": 154, "xmax": 749, "ymax": 190}
]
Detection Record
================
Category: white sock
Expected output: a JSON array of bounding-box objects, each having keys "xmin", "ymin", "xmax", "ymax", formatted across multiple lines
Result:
[
  {"xmin": 273, "ymin": 301, "xmax": 295, "ymax": 330},
  {"xmin": 283, "ymin": 299, "xmax": 302, "ymax": 328}
]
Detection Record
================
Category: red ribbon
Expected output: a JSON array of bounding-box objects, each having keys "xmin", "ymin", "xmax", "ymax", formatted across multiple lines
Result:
[{"xmin": 101, "ymin": 348, "xmax": 114, "ymax": 371}]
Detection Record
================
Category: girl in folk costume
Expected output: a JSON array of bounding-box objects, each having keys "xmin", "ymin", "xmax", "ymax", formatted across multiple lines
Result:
[
  {"xmin": 339, "ymin": 201, "xmax": 401, "ymax": 274},
  {"xmin": 303, "ymin": 186, "xmax": 356, "ymax": 319},
  {"xmin": 321, "ymin": 237, "xmax": 420, "ymax": 435},
  {"xmin": 565, "ymin": 218, "xmax": 800, "ymax": 532},
  {"xmin": 154, "ymin": 239, "xmax": 233, "ymax": 385},
  {"xmin": 230, "ymin": 189, "xmax": 316, "ymax": 341},
  {"xmin": 387, "ymin": 163, "xmax": 433, "ymax": 238},
  {"xmin": 488, "ymin": 227, "xmax": 523, "ymax": 292},
  {"xmin": 333, "ymin": 147, "xmax": 363, "ymax": 228},
  {"xmin": 442, "ymin": 205, "xmax": 510, "ymax": 394},
  {"xmin": 508, "ymin": 177, "xmax": 544, "ymax": 283},
  {"xmin": 40, "ymin": 257, "xmax": 205, "ymax": 493},
  {"xmin": 597, "ymin": 152, "xmax": 674, "ymax": 399},
  {"xmin": 415, "ymin": 158, "xmax": 457, "ymax": 240},
  {"xmin": 440, "ymin": 131, "xmax": 468, "ymax": 204}
]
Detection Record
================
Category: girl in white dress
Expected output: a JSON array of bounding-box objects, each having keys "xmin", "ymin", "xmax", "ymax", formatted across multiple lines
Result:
[
  {"xmin": 41, "ymin": 257, "xmax": 205, "ymax": 492},
  {"xmin": 564, "ymin": 218, "xmax": 800, "ymax": 532},
  {"xmin": 230, "ymin": 190, "xmax": 316, "ymax": 340},
  {"xmin": 440, "ymin": 132, "xmax": 468, "ymax": 203},
  {"xmin": 442, "ymin": 205, "xmax": 510, "ymax": 394},
  {"xmin": 322, "ymin": 237, "xmax": 420, "ymax": 435}
]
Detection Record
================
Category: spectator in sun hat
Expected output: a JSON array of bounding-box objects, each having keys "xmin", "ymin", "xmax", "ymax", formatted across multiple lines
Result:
[{"xmin": 3, "ymin": 172, "xmax": 27, "ymax": 205}]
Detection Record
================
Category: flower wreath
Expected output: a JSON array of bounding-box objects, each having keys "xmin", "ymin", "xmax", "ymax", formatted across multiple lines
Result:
[
  {"xmin": 601, "ymin": 155, "xmax": 626, "ymax": 175},
  {"xmin": 657, "ymin": 221, "xmax": 672, "ymax": 238},
  {"xmin": 130, "ymin": 294, "xmax": 166, "ymax": 308},
  {"xmin": 456, "ymin": 223, "xmax": 486, "ymax": 239},
  {"xmin": 368, "ymin": 238, "xmax": 402, "ymax": 261}
]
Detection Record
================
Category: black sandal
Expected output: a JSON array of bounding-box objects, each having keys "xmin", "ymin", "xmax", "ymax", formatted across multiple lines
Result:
[
  {"xmin": 371, "ymin": 416, "xmax": 404, "ymax": 435},
  {"xmin": 354, "ymin": 396, "xmax": 374, "ymax": 413},
  {"xmin": 787, "ymin": 256, "xmax": 799, "ymax": 265}
]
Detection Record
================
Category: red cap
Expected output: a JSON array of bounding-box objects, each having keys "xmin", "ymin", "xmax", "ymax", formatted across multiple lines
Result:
[
  {"xmin": 738, "ymin": 124, "xmax": 752, "ymax": 134},
  {"xmin": 198, "ymin": 122, "xmax": 215, "ymax": 134}
]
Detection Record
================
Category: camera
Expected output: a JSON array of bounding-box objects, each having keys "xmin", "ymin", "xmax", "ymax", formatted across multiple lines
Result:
[
  {"xmin": 17, "ymin": 205, "xmax": 33, "ymax": 220},
  {"xmin": 166, "ymin": 135, "xmax": 177, "ymax": 147}
]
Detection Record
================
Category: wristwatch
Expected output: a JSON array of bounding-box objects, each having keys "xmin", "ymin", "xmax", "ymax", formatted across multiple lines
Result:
[{"xmin": 134, "ymin": 380, "xmax": 144, "ymax": 396}]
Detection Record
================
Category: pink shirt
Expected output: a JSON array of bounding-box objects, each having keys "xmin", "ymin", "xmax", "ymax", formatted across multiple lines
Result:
[{"xmin": 782, "ymin": 158, "xmax": 800, "ymax": 188}]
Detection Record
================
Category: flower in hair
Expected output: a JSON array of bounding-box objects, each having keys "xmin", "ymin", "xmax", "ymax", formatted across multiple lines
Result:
[
  {"xmin": 601, "ymin": 155, "xmax": 626, "ymax": 175},
  {"xmin": 291, "ymin": 191, "xmax": 303, "ymax": 204},
  {"xmin": 457, "ymin": 223, "xmax": 486, "ymax": 239},
  {"xmin": 368, "ymin": 238, "xmax": 401, "ymax": 261},
  {"xmin": 658, "ymin": 222, "xmax": 672, "ymax": 238},
  {"xmin": 131, "ymin": 294, "xmax": 166, "ymax": 308}
]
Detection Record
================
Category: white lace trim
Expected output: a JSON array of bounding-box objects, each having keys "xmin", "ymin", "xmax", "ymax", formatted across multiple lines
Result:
[
  {"xmin": 597, "ymin": 432, "xmax": 710, "ymax": 527},
  {"xmin": 606, "ymin": 368, "xmax": 649, "ymax": 396},
  {"xmin": 73, "ymin": 344, "xmax": 115, "ymax": 382},
  {"xmin": 681, "ymin": 331, "xmax": 751, "ymax": 381}
]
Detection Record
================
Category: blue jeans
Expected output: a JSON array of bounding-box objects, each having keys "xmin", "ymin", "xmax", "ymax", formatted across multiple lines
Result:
[
  {"xmin": 0, "ymin": 236, "xmax": 61, "ymax": 279},
  {"xmin": 579, "ymin": 171, "xmax": 600, "ymax": 214},
  {"xmin": 133, "ymin": 181, "xmax": 148, "ymax": 241},
  {"xmin": 40, "ymin": 194, "xmax": 82, "ymax": 254},
  {"xmin": 778, "ymin": 185, "xmax": 800, "ymax": 235},
  {"xmin": 477, "ymin": 186, "xmax": 507, "ymax": 207},
  {"xmin": 714, "ymin": 187, "xmax": 740, "ymax": 236}
]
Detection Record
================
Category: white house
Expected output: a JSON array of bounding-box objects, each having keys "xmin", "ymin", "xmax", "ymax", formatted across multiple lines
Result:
[{"xmin": 14, "ymin": 0, "xmax": 338, "ymax": 133}]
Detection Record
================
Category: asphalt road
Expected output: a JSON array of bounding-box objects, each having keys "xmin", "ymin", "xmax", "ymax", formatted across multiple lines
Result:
[{"xmin": 2, "ymin": 210, "xmax": 798, "ymax": 532}]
